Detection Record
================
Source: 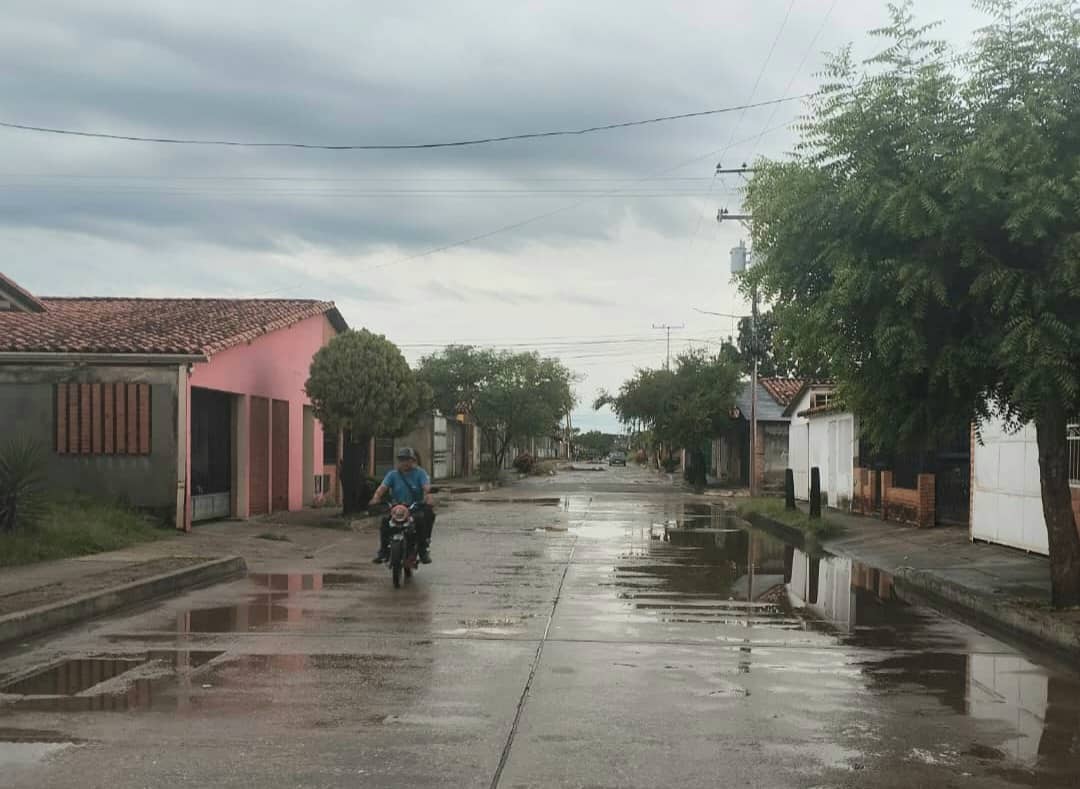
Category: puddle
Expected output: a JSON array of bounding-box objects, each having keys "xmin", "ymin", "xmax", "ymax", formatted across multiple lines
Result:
[
  {"xmin": 180, "ymin": 604, "xmax": 297, "ymax": 633},
  {"xmin": 1, "ymin": 658, "xmax": 145, "ymax": 696},
  {"xmin": 248, "ymin": 573, "xmax": 364, "ymax": 590},
  {"xmin": 0, "ymin": 650, "xmax": 226, "ymax": 714},
  {"xmin": 0, "ymin": 652, "xmax": 225, "ymax": 698}
]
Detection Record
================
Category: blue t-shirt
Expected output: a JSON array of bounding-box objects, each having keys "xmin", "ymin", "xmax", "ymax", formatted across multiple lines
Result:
[{"xmin": 382, "ymin": 467, "xmax": 430, "ymax": 505}]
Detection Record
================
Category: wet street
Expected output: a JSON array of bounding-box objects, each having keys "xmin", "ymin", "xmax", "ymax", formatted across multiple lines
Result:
[{"xmin": 2, "ymin": 466, "xmax": 1079, "ymax": 787}]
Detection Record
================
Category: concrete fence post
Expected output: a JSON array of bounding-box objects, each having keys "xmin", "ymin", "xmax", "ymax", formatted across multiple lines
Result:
[{"xmin": 784, "ymin": 469, "xmax": 796, "ymax": 511}]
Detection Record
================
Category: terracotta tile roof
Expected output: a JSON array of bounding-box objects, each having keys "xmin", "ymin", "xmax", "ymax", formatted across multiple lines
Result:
[
  {"xmin": 758, "ymin": 377, "xmax": 805, "ymax": 407},
  {"xmin": 0, "ymin": 296, "xmax": 346, "ymax": 357},
  {"xmin": 797, "ymin": 402, "xmax": 846, "ymax": 418}
]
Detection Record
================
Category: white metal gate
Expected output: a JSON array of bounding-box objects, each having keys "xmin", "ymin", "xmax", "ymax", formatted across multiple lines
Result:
[{"xmin": 433, "ymin": 416, "xmax": 449, "ymax": 480}]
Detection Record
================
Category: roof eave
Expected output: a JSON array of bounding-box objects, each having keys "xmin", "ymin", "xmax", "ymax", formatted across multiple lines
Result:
[
  {"xmin": 326, "ymin": 306, "xmax": 349, "ymax": 334},
  {"xmin": 0, "ymin": 351, "xmax": 207, "ymax": 365}
]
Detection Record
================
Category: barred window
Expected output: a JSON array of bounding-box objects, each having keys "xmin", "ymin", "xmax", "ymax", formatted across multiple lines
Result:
[{"xmin": 55, "ymin": 383, "xmax": 151, "ymax": 455}]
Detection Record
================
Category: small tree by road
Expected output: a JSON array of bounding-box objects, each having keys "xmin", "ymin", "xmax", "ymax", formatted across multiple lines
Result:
[
  {"xmin": 742, "ymin": 0, "xmax": 1080, "ymax": 605},
  {"xmin": 598, "ymin": 352, "xmax": 740, "ymax": 486},
  {"xmin": 575, "ymin": 430, "xmax": 616, "ymax": 460},
  {"xmin": 418, "ymin": 345, "xmax": 575, "ymax": 470},
  {"xmin": 305, "ymin": 329, "xmax": 427, "ymax": 512}
]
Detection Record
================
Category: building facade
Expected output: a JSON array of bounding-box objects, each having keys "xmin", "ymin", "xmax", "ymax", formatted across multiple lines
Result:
[{"xmin": 0, "ymin": 273, "xmax": 346, "ymax": 530}]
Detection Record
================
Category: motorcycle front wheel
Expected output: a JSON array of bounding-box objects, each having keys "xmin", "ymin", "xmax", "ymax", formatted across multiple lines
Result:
[{"xmin": 390, "ymin": 541, "xmax": 404, "ymax": 588}]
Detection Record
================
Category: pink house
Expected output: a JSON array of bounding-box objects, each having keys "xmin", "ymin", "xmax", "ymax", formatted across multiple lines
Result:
[{"xmin": 0, "ymin": 273, "xmax": 347, "ymax": 530}]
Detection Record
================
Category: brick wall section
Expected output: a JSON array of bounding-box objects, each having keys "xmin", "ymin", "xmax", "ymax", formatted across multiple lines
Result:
[
  {"xmin": 852, "ymin": 467, "xmax": 880, "ymax": 516},
  {"xmin": 916, "ymin": 473, "xmax": 935, "ymax": 529},
  {"xmin": 854, "ymin": 466, "xmax": 936, "ymax": 528}
]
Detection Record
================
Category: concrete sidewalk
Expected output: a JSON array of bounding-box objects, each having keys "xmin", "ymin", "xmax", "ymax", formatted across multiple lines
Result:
[{"xmin": 789, "ymin": 503, "xmax": 1080, "ymax": 656}]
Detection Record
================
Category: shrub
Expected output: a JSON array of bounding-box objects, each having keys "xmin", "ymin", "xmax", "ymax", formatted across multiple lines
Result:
[
  {"xmin": 0, "ymin": 437, "xmax": 47, "ymax": 533},
  {"xmin": 513, "ymin": 453, "xmax": 535, "ymax": 474},
  {"xmin": 661, "ymin": 456, "xmax": 680, "ymax": 473}
]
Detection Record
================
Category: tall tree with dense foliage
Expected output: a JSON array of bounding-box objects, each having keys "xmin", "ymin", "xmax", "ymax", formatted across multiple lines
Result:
[
  {"xmin": 306, "ymin": 330, "xmax": 427, "ymax": 511},
  {"xmin": 597, "ymin": 352, "xmax": 740, "ymax": 484},
  {"xmin": 742, "ymin": 0, "xmax": 1080, "ymax": 605},
  {"xmin": 575, "ymin": 430, "xmax": 617, "ymax": 459},
  {"xmin": 306, "ymin": 329, "xmax": 426, "ymax": 437},
  {"xmin": 418, "ymin": 346, "xmax": 575, "ymax": 469}
]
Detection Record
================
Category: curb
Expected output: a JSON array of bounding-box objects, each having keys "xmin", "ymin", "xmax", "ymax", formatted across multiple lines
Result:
[
  {"xmin": 0, "ymin": 556, "xmax": 247, "ymax": 647},
  {"xmin": 892, "ymin": 567, "xmax": 1080, "ymax": 658},
  {"xmin": 739, "ymin": 510, "xmax": 808, "ymax": 549}
]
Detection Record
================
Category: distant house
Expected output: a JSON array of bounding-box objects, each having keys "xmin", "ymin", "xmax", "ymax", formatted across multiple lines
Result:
[
  {"xmin": 710, "ymin": 377, "xmax": 803, "ymax": 491},
  {"xmin": 971, "ymin": 413, "xmax": 1080, "ymax": 555},
  {"xmin": 369, "ymin": 411, "xmax": 477, "ymax": 480},
  {"xmin": 0, "ymin": 273, "xmax": 347, "ymax": 530}
]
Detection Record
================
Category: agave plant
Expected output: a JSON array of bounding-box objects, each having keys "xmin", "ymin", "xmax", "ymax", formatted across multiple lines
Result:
[{"xmin": 0, "ymin": 436, "xmax": 47, "ymax": 532}]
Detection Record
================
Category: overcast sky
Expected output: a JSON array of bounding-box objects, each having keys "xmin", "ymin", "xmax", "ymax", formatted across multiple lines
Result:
[{"xmin": 2, "ymin": 0, "xmax": 991, "ymax": 432}]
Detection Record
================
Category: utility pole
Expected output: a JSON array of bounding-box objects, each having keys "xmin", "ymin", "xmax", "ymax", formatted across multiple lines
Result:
[
  {"xmin": 726, "ymin": 229, "xmax": 758, "ymax": 498},
  {"xmin": 652, "ymin": 323, "xmax": 684, "ymax": 370}
]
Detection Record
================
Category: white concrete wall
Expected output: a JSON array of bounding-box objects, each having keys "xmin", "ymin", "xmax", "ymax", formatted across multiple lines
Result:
[
  {"xmin": 787, "ymin": 390, "xmax": 856, "ymax": 508},
  {"xmin": 788, "ymin": 390, "xmax": 813, "ymax": 500},
  {"xmin": 972, "ymin": 415, "xmax": 1049, "ymax": 554},
  {"xmin": 787, "ymin": 549, "xmax": 855, "ymax": 632},
  {"xmin": 807, "ymin": 412, "xmax": 857, "ymax": 510}
]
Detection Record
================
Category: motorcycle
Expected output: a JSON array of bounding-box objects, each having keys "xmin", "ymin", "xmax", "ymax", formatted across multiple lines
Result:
[{"xmin": 386, "ymin": 502, "xmax": 420, "ymax": 588}]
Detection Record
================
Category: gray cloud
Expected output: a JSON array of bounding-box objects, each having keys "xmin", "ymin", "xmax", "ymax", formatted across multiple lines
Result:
[{"xmin": 2, "ymin": 0, "xmax": 994, "ymax": 430}]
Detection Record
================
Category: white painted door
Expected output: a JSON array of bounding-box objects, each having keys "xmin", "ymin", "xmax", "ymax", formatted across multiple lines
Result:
[{"xmin": 433, "ymin": 416, "xmax": 449, "ymax": 480}]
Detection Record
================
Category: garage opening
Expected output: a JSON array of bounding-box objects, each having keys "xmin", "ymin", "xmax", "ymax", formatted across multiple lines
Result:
[{"xmin": 191, "ymin": 387, "xmax": 232, "ymax": 522}]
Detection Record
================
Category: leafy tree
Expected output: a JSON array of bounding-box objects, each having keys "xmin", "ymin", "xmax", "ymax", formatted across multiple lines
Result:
[
  {"xmin": 306, "ymin": 329, "xmax": 426, "ymax": 511},
  {"xmin": 595, "ymin": 367, "xmax": 678, "ymax": 466},
  {"xmin": 742, "ymin": 0, "xmax": 1080, "ymax": 605},
  {"xmin": 575, "ymin": 430, "xmax": 616, "ymax": 459},
  {"xmin": 418, "ymin": 346, "xmax": 575, "ymax": 469},
  {"xmin": 597, "ymin": 352, "xmax": 740, "ymax": 485}
]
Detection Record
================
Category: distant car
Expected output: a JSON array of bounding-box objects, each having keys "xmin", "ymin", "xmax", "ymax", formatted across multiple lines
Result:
[{"xmin": 609, "ymin": 451, "xmax": 627, "ymax": 466}]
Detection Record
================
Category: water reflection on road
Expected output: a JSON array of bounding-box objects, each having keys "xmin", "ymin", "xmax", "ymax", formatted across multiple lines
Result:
[{"xmin": 1, "ymin": 477, "xmax": 1078, "ymax": 787}]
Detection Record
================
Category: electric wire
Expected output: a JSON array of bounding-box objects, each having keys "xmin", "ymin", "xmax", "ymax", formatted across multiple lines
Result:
[{"xmin": 0, "ymin": 95, "xmax": 809, "ymax": 151}]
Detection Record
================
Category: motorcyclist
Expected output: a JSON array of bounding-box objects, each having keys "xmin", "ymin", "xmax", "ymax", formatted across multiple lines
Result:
[{"xmin": 369, "ymin": 447, "xmax": 436, "ymax": 564}]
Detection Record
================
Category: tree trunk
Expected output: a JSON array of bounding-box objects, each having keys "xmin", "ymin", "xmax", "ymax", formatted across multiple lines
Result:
[
  {"xmin": 1034, "ymin": 403, "xmax": 1080, "ymax": 608},
  {"xmin": 689, "ymin": 448, "xmax": 708, "ymax": 492}
]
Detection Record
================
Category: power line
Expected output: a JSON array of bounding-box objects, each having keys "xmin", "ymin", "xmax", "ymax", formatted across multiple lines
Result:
[
  {"xmin": 249, "ymin": 118, "xmax": 799, "ymax": 298},
  {"xmin": 400, "ymin": 336, "xmax": 724, "ymax": 351},
  {"xmin": 684, "ymin": 0, "xmax": 796, "ymax": 265},
  {"xmin": 0, "ymin": 173, "xmax": 726, "ymax": 183},
  {"xmin": 745, "ymin": 0, "xmax": 840, "ymax": 162},
  {"xmin": 0, "ymin": 187, "xmax": 741, "ymax": 199},
  {"xmin": 352, "ymin": 121, "xmax": 797, "ymax": 275},
  {"xmin": 0, "ymin": 94, "xmax": 810, "ymax": 151}
]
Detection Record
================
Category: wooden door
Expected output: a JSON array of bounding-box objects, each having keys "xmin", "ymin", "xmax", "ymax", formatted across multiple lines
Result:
[
  {"xmin": 271, "ymin": 399, "xmax": 290, "ymax": 512},
  {"xmin": 249, "ymin": 397, "xmax": 270, "ymax": 516}
]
